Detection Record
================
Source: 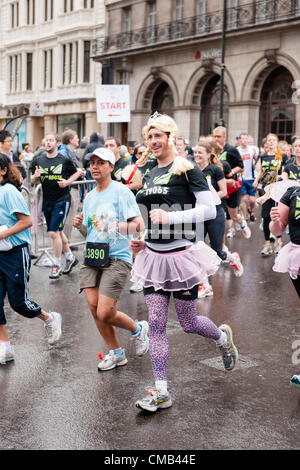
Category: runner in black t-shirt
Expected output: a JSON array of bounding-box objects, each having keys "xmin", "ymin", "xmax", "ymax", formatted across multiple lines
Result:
[
  {"xmin": 105, "ymin": 136, "xmax": 129, "ymax": 182},
  {"xmin": 31, "ymin": 134, "xmax": 84, "ymax": 279},
  {"xmin": 131, "ymin": 113, "xmax": 238, "ymax": 413},
  {"xmin": 253, "ymin": 133, "xmax": 284, "ymax": 256},
  {"xmin": 282, "ymin": 137, "xmax": 300, "ymax": 182},
  {"xmin": 212, "ymin": 126, "xmax": 251, "ymax": 240},
  {"xmin": 194, "ymin": 142, "xmax": 244, "ymax": 295},
  {"xmin": 270, "ymin": 186, "xmax": 300, "ymax": 387}
]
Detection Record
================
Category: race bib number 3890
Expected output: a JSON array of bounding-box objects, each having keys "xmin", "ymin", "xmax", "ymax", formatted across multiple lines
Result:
[{"xmin": 84, "ymin": 242, "xmax": 109, "ymax": 267}]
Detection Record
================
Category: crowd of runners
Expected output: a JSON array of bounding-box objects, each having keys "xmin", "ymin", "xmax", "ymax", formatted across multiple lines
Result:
[{"xmin": 0, "ymin": 112, "xmax": 299, "ymax": 412}]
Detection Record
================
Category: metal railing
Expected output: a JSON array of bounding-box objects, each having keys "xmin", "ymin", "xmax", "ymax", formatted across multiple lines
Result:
[
  {"xmin": 30, "ymin": 180, "xmax": 95, "ymax": 265},
  {"xmin": 92, "ymin": 0, "xmax": 300, "ymax": 58}
]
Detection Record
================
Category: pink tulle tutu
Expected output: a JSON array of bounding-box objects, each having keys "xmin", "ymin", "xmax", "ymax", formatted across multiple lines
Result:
[
  {"xmin": 273, "ymin": 242, "xmax": 300, "ymax": 280},
  {"xmin": 131, "ymin": 241, "xmax": 221, "ymax": 291}
]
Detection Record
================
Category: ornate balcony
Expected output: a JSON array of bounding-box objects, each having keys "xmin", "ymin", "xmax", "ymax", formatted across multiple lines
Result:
[{"xmin": 91, "ymin": 0, "xmax": 300, "ymax": 59}]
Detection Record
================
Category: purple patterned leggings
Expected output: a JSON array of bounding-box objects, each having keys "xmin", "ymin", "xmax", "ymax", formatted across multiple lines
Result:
[{"xmin": 145, "ymin": 294, "xmax": 221, "ymax": 382}]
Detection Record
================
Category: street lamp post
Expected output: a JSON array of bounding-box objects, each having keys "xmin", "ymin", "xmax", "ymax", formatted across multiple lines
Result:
[{"xmin": 219, "ymin": 0, "xmax": 227, "ymax": 126}]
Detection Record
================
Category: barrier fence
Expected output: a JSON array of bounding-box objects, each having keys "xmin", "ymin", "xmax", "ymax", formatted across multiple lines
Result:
[{"xmin": 21, "ymin": 180, "xmax": 96, "ymax": 266}]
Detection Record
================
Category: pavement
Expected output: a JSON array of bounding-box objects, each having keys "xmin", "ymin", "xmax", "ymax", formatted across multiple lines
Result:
[{"xmin": 0, "ymin": 215, "xmax": 300, "ymax": 450}]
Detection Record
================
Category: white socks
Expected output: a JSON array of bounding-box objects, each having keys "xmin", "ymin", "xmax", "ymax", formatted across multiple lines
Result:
[
  {"xmin": 155, "ymin": 380, "xmax": 168, "ymax": 395},
  {"xmin": 64, "ymin": 251, "xmax": 74, "ymax": 261},
  {"xmin": 216, "ymin": 331, "xmax": 227, "ymax": 347}
]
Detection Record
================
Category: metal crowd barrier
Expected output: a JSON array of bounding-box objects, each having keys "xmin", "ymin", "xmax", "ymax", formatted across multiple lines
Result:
[{"xmin": 28, "ymin": 180, "xmax": 95, "ymax": 266}]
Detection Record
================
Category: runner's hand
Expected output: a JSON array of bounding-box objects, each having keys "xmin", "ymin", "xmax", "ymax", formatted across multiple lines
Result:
[
  {"xmin": 270, "ymin": 207, "xmax": 280, "ymax": 222},
  {"xmin": 58, "ymin": 178, "xmax": 68, "ymax": 188},
  {"xmin": 149, "ymin": 209, "xmax": 170, "ymax": 224},
  {"xmin": 130, "ymin": 239, "xmax": 146, "ymax": 255},
  {"xmin": 73, "ymin": 212, "xmax": 83, "ymax": 228}
]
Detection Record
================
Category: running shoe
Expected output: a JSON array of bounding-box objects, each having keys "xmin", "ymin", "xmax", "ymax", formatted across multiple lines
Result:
[
  {"xmin": 234, "ymin": 222, "xmax": 242, "ymax": 232},
  {"xmin": 241, "ymin": 222, "xmax": 251, "ymax": 239},
  {"xmin": 135, "ymin": 388, "xmax": 173, "ymax": 412},
  {"xmin": 198, "ymin": 284, "xmax": 214, "ymax": 298},
  {"xmin": 248, "ymin": 210, "xmax": 256, "ymax": 222},
  {"xmin": 260, "ymin": 244, "xmax": 273, "ymax": 256},
  {"xmin": 273, "ymin": 240, "xmax": 283, "ymax": 254},
  {"xmin": 97, "ymin": 349, "xmax": 128, "ymax": 371},
  {"xmin": 218, "ymin": 324, "xmax": 239, "ymax": 371},
  {"xmin": 132, "ymin": 320, "xmax": 149, "ymax": 356},
  {"xmin": 130, "ymin": 283, "xmax": 143, "ymax": 293},
  {"xmin": 290, "ymin": 375, "xmax": 300, "ymax": 388},
  {"xmin": 222, "ymin": 245, "xmax": 230, "ymax": 264},
  {"xmin": 49, "ymin": 265, "xmax": 63, "ymax": 279},
  {"xmin": 229, "ymin": 252, "xmax": 244, "ymax": 277},
  {"xmin": 0, "ymin": 344, "xmax": 14, "ymax": 365},
  {"xmin": 226, "ymin": 228, "xmax": 235, "ymax": 239},
  {"xmin": 63, "ymin": 256, "xmax": 78, "ymax": 274},
  {"xmin": 44, "ymin": 312, "xmax": 62, "ymax": 345}
]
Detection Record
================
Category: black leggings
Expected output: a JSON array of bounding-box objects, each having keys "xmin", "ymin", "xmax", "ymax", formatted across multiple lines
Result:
[
  {"xmin": 204, "ymin": 205, "xmax": 227, "ymax": 260},
  {"xmin": 291, "ymin": 276, "xmax": 300, "ymax": 298}
]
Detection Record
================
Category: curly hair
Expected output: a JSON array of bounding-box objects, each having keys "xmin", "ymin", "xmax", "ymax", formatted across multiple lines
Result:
[
  {"xmin": 0, "ymin": 154, "xmax": 22, "ymax": 189},
  {"xmin": 137, "ymin": 112, "xmax": 194, "ymax": 175}
]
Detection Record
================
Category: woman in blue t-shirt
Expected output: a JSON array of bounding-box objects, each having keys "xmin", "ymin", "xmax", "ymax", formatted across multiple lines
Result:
[{"xmin": 0, "ymin": 155, "xmax": 62, "ymax": 365}]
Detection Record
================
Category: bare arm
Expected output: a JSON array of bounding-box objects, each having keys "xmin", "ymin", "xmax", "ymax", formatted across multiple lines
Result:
[{"xmin": 0, "ymin": 213, "xmax": 32, "ymax": 240}]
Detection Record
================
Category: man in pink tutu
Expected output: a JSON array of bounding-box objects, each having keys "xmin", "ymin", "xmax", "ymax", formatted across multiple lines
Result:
[
  {"xmin": 131, "ymin": 112, "xmax": 239, "ymax": 413},
  {"xmin": 270, "ymin": 186, "xmax": 300, "ymax": 388}
]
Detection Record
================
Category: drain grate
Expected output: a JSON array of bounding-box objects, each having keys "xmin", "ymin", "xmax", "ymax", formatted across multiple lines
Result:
[{"xmin": 200, "ymin": 355, "xmax": 259, "ymax": 371}]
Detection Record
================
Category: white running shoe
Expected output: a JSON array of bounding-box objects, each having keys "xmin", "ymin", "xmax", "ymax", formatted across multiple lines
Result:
[
  {"xmin": 135, "ymin": 388, "xmax": 173, "ymax": 412},
  {"xmin": 226, "ymin": 228, "xmax": 235, "ymax": 239},
  {"xmin": 132, "ymin": 320, "xmax": 149, "ymax": 356},
  {"xmin": 241, "ymin": 222, "xmax": 251, "ymax": 239},
  {"xmin": 130, "ymin": 283, "xmax": 143, "ymax": 293},
  {"xmin": 218, "ymin": 324, "xmax": 239, "ymax": 371},
  {"xmin": 97, "ymin": 349, "xmax": 128, "ymax": 371},
  {"xmin": 0, "ymin": 343, "xmax": 14, "ymax": 364},
  {"xmin": 198, "ymin": 283, "xmax": 214, "ymax": 298},
  {"xmin": 44, "ymin": 312, "xmax": 62, "ymax": 345},
  {"xmin": 234, "ymin": 222, "xmax": 242, "ymax": 232},
  {"xmin": 229, "ymin": 252, "xmax": 244, "ymax": 277},
  {"xmin": 260, "ymin": 244, "xmax": 273, "ymax": 256}
]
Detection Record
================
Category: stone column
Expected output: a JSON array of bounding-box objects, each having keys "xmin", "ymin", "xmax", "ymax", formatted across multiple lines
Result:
[{"xmin": 44, "ymin": 115, "xmax": 56, "ymax": 135}]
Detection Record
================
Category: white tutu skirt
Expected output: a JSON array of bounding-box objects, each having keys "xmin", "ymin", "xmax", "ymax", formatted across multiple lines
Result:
[
  {"xmin": 273, "ymin": 242, "xmax": 300, "ymax": 280},
  {"xmin": 131, "ymin": 242, "xmax": 221, "ymax": 291}
]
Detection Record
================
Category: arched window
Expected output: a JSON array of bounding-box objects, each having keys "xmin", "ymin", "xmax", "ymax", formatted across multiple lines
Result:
[
  {"xmin": 200, "ymin": 75, "xmax": 229, "ymax": 136},
  {"xmin": 151, "ymin": 82, "xmax": 174, "ymax": 116},
  {"xmin": 259, "ymin": 66, "xmax": 295, "ymax": 144}
]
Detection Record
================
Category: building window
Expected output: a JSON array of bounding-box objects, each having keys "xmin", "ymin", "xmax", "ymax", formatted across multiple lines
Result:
[
  {"xmin": 123, "ymin": 7, "xmax": 131, "ymax": 47},
  {"xmin": 196, "ymin": 0, "xmax": 207, "ymax": 34},
  {"xmin": 27, "ymin": 0, "xmax": 36, "ymax": 25},
  {"xmin": 9, "ymin": 54, "xmax": 22, "ymax": 92},
  {"xmin": 84, "ymin": 0, "xmax": 94, "ymax": 7},
  {"xmin": 11, "ymin": 2, "xmax": 19, "ymax": 28},
  {"xmin": 147, "ymin": 1, "xmax": 156, "ymax": 43},
  {"xmin": 62, "ymin": 42, "xmax": 78, "ymax": 85},
  {"xmin": 64, "ymin": 0, "xmax": 74, "ymax": 13},
  {"xmin": 57, "ymin": 114, "xmax": 85, "ymax": 139},
  {"xmin": 118, "ymin": 71, "xmax": 127, "ymax": 84},
  {"xmin": 259, "ymin": 66, "xmax": 295, "ymax": 144},
  {"xmin": 174, "ymin": 0, "xmax": 184, "ymax": 38},
  {"xmin": 152, "ymin": 82, "xmax": 174, "ymax": 115},
  {"xmin": 44, "ymin": 49, "xmax": 53, "ymax": 89},
  {"xmin": 26, "ymin": 53, "xmax": 33, "ymax": 90},
  {"xmin": 44, "ymin": 0, "xmax": 54, "ymax": 21},
  {"xmin": 83, "ymin": 41, "xmax": 91, "ymax": 83},
  {"xmin": 200, "ymin": 75, "xmax": 229, "ymax": 135}
]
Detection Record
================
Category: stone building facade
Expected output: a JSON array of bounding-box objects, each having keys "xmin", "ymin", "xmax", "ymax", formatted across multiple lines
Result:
[
  {"xmin": 0, "ymin": 0, "xmax": 105, "ymax": 151},
  {"xmin": 92, "ymin": 0, "xmax": 300, "ymax": 146}
]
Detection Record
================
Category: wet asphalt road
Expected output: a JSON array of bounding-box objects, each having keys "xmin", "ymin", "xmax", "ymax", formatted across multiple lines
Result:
[{"xmin": 0, "ymin": 216, "xmax": 300, "ymax": 451}]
